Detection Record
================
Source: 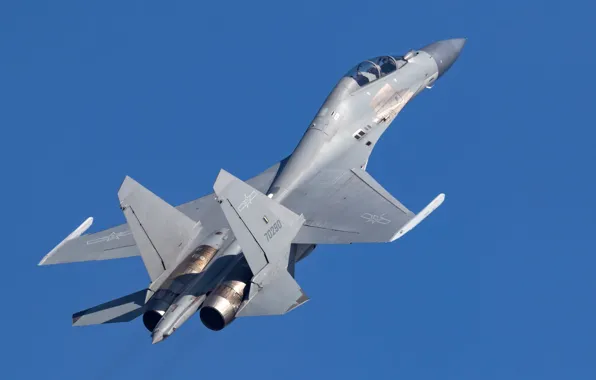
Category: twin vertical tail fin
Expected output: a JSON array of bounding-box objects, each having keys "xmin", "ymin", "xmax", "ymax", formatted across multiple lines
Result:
[
  {"xmin": 118, "ymin": 176, "xmax": 198, "ymax": 281},
  {"xmin": 213, "ymin": 169, "xmax": 309, "ymax": 316},
  {"xmin": 71, "ymin": 176, "xmax": 202, "ymax": 327}
]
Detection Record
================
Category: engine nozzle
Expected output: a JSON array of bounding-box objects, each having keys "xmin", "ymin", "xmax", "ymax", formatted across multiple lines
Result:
[{"xmin": 200, "ymin": 280, "xmax": 246, "ymax": 331}]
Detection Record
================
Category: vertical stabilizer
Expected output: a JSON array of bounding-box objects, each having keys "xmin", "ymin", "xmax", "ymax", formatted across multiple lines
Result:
[
  {"xmin": 213, "ymin": 169, "xmax": 309, "ymax": 316},
  {"xmin": 118, "ymin": 176, "xmax": 198, "ymax": 281}
]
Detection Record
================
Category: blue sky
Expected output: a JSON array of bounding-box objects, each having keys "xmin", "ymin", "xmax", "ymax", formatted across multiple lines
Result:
[{"xmin": 1, "ymin": 1, "xmax": 595, "ymax": 379}]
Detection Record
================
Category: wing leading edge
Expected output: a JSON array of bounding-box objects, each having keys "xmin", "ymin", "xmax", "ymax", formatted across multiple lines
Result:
[{"xmin": 38, "ymin": 219, "xmax": 138, "ymax": 266}]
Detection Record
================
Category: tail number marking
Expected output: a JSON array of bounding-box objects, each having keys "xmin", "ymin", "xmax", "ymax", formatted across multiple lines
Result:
[{"xmin": 264, "ymin": 220, "xmax": 282, "ymax": 242}]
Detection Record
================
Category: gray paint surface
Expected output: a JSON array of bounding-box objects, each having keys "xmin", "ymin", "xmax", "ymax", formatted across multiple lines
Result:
[{"xmin": 39, "ymin": 39, "xmax": 465, "ymax": 342}]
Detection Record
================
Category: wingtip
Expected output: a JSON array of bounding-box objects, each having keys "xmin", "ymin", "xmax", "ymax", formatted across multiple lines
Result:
[
  {"xmin": 390, "ymin": 193, "xmax": 445, "ymax": 242},
  {"xmin": 38, "ymin": 217, "xmax": 94, "ymax": 266},
  {"xmin": 67, "ymin": 217, "xmax": 94, "ymax": 240},
  {"xmin": 37, "ymin": 257, "xmax": 48, "ymax": 266}
]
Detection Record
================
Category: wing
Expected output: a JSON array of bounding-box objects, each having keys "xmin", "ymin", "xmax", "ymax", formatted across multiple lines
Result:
[
  {"xmin": 39, "ymin": 159, "xmax": 287, "ymax": 266},
  {"xmin": 38, "ymin": 220, "xmax": 139, "ymax": 265},
  {"xmin": 284, "ymin": 168, "xmax": 444, "ymax": 244}
]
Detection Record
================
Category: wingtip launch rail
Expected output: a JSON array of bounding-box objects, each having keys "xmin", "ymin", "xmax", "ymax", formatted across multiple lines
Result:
[
  {"xmin": 38, "ymin": 217, "xmax": 94, "ymax": 266},
  {"xmin": 391, "ymin": 193, "xmax": 445, "ymax": 242}
]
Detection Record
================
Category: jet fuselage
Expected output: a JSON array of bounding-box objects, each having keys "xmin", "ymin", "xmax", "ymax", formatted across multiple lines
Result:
[
  {"xmin": 149, "ymin": 39, "xmax": 466, "ymax": 343},
  {"xmin": 268, "ymin": 50, "xmax": 437, "ymax": 203}
]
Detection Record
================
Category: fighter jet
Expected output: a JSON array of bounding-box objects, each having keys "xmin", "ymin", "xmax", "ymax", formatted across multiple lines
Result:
[{"xmin": 39, "ymin": 39, "xmax": 465, "ymax": 344}]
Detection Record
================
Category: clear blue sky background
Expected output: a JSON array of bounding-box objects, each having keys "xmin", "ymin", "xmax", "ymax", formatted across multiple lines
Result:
[{"xmin": 1, "ymin": 1, "xmax": 594, "ymax": 379}]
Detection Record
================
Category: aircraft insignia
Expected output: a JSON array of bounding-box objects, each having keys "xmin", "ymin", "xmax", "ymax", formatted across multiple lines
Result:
[
  {"xmin": 361, "ymin": 213, "xmax": 391, "ymax": 225},
  {"xmin": 86, "ymin": 231, "xmax": 132, "ymax": 245},
  {"xmin": 238, "ymin": 191, "xmax": 257, "ymax": 212}
]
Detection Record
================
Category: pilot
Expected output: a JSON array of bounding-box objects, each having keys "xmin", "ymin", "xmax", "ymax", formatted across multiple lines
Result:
[
  {"xmin": 379, "ymin": 56, "xmax": 396, "ymax": 76},
  {"xmin": 353, "ymin": 71, "xmax": 369, "ymax": 86}
]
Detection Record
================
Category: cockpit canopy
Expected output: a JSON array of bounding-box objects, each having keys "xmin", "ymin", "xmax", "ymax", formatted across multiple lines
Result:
[{"xmin": 346, "ymin": 55, "xmax": 408, "ymax": 87}]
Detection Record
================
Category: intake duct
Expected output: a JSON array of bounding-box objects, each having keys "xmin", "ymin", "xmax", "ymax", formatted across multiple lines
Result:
[{"xmin": 200, "ymin": 280, "xmax": 246, "ymax": 331}]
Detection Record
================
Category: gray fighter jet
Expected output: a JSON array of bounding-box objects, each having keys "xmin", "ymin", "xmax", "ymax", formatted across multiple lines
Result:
[{"xmin": 39, "ymin": 39, "xmax": 465, "ymax": 344}]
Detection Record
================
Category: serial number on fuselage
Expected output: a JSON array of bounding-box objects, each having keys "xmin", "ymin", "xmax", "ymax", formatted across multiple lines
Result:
[{"xmin": 264, "ymin": 220, "xmax": 282, "ymax": 242}]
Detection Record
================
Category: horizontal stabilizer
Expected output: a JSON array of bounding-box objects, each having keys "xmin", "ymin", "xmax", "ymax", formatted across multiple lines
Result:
[
  {"xmin": 72, "ymin": 289, "xmax": 147, "ymax": 326},
  {"xmin": 237, "ymin": 265, "xmax": 309, "ymax": 317},
  {"xmin": 118, "ymin": 176, "xmax": 198, "ymax": 281}
]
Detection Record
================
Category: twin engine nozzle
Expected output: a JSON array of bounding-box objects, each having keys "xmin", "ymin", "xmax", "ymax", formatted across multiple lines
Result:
[{"xmin": 142, "ymin": 229, "xmax": 252, "ymax": 343}]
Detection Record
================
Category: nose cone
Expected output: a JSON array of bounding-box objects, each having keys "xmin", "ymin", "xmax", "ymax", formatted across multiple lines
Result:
[{"xmin": 420, "ymin": 38, "xmax": 466, "ymax": 77}]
